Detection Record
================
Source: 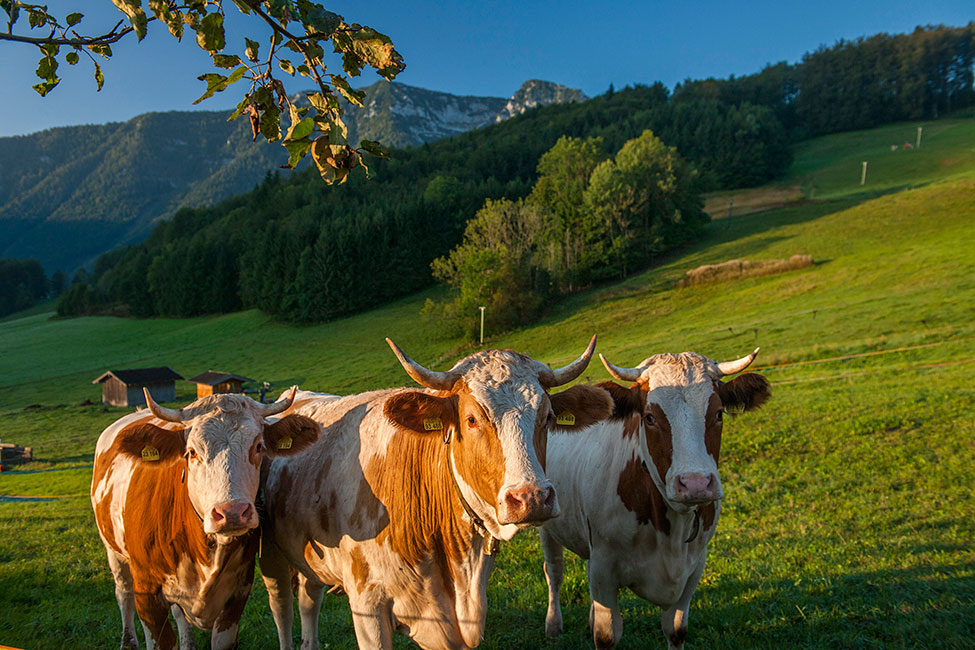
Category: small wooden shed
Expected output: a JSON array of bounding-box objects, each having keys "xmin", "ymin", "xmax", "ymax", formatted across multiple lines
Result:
[
  {"xmin": 92, "ymin": 367, "xmax": 183, "ymax": 407},
  {"xmin": 187, "ymin": 371, "xmax": 255, "ymax": 399}
]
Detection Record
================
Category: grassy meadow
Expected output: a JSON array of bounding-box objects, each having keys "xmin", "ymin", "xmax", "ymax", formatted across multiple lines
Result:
[{"xmin": 1, "ymin": 117, "xmax": 974, "ymax": 648}]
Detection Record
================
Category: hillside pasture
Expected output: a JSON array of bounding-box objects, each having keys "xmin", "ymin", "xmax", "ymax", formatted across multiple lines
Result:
[{"xmin": 1, "ymin": 145, "xmax": 974, "ymax": 645}]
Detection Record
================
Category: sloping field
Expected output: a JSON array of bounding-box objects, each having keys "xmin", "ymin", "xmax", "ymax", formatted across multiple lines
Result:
[{"xmin": 1, "ymin": 135, "xmax": 974, "ymax": 646}]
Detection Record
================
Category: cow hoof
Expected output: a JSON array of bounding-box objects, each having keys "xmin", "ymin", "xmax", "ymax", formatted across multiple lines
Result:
[
  {"xmin": 120, "ymin": 635, "xmax": 139, "ymax": 650},
  {"xmin": 545, "ymin": 618, "xmax": 563, "ymax": 637}
]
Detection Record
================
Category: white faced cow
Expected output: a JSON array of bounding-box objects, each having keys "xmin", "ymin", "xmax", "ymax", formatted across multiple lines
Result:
[
  {"xmin": 91, "ymin": 388, "xmax": 320, "ymax": 650},
  {"xmin": 259, "ymin": 337, "xmax": 613, "ymax": 650},
  {"xmin": 539, "ymin": 349, "xmax": 771, "ymax": 649}
]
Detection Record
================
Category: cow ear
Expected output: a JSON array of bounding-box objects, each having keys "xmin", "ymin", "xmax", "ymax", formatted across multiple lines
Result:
[
  {"xmin": 597, "ymin": 381, "xmax": 644, "ymax": 419},
  {"xmin": 717, "ymin": 373, "xmax": 771, "ymax": 413},
  {"xmin": 263, "ymin": 414, "xmax": 320, "ymax": 456},
  {"xmin": 384, "ymin": 391, "xmax": 457, "ymax": 434},
  {"xmin": 116, "ymin": 421, "xmax": 185, "ymax": 463},
  {"xmin": 549, "ymin": 385, "xmax": 614, "ymax": 431}
]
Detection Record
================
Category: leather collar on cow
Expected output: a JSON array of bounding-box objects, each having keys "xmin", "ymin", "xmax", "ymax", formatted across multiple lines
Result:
[{"xmin": 443, "ymin": 428, "xmax": 500, "ymax": 556}]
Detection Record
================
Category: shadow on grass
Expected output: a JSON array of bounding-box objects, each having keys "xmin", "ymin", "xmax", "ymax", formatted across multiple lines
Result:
[{"xmin": 590, "ymin": 561, "xmax": 975, "ymax": 648}]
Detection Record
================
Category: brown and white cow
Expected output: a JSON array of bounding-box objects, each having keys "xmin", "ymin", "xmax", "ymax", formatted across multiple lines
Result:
[
  {"xmin": 259, "ymin": 337, "xmax": 613, "ymax": 650},
  {"xmin": 539, "ymin": 349, "xmax": 771, "ymax": 649},
  {"xmin": 91, "ymin": 388, "xmax": 320, "ymax": 650}
]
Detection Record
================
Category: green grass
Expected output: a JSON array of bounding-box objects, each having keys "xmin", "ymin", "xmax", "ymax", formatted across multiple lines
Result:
[{"xmin": 2, "ymin": 122, "xmax": 975, "ymax": 648}]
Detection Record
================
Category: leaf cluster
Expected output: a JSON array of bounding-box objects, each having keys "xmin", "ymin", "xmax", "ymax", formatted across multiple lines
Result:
[{"xmin": 0, "ymin": 0, "xmax": 405, "ymax": 182}]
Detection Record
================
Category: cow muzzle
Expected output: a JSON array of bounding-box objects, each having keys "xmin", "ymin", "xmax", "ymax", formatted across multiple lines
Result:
[
  {"xmin": 207, "ymin": 500, "xmax": 258, "ymax": 535},
  {"xmin": 672, "ymin": 473, "xmax": 722, "ymax": 505},
  {"xmin": 498, "ymin": 483, "xmax": 558, "ymax": 525}
]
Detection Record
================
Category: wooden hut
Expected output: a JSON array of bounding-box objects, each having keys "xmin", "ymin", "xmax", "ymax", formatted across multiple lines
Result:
[
  {"xmin": 92, "ymin": 367, "xmax": 183, "ymax": 407},
  {"xmin": 187, "ymin": 371, "xmax": 255, "ymax": 399}
]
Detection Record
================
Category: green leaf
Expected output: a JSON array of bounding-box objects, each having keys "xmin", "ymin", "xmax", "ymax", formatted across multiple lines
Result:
[
  {"xmin": 194, "ymin": 12, "xmax": 226, "ymax": 53},
  {"xmin": 285, "ymin": 116, "xmax": 315, "ymax": 142},
  {"xmin": 279, "ymin": 59, "xmax": 295, "ymax": 75},
  {"xmin": 296, "ymin": 64, "xmax": 311, "ymax": 77},
  {"xmin": 94, "ymin": 62, "xmax": 104, "ymax": 91},
  {"xmin": 336, "ymin": 26, "xmax": 405, "ymax": 81},
  {"xmin": 296, "ymin": 0, "xmax": 342, "ymax": 36},
  {"xmin": 329, "ymin": 75, "xmax": 364, "ymax": 106},
  {"xmin": 193, "ymin": 66, "xmax": 246, "ymax": 104},
  {"xmin": 65, "ymin": 51, "xmax": 79, "ymax": 65},
  {"xmin": 111, "ymin": 0, "xmax": 147, "ymax": 40},
  {"xmin": 65, "ymin": 12, "xmax": 83, "ymax": 27},
  {"xmin": 282, "ymin": 139, "xmax": 312, "ymax": 169},
  {"xmin": 359, "ymin": 139, "xmax": 389, "ymax": 158},
  {"xmin": 28, "ymin": 8, "xmax": 46, "ymax": 28},
  {"xmin": 88, "ymin": 43, "xmax": 112, "ymax": 58},
  {"xmin": 1, "ymin": 1, "xmax": 20, "ymax": 26},
  {"xmin": 32, "ymin": 79, "xmax": 59, "ymax": 97},
  {"xmin": 229, "ymin": 0, "xmax": 252, "ymax": 14},
  {"xmin": 213, "ymin": 53, "xmax": 241, "ymax": 69},
  {"xmin": 307, "ymin": 91, "xmax": 338, "ymax": 114},
  {"xmin": 244, "ymin": 38, "xmax": 260, "ymax": 62}
]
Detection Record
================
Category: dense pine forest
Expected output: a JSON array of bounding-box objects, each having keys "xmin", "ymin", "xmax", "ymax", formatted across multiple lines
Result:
[{"xmin": 53, "ymin": 24, "xmax": 975, "ymax": 327}]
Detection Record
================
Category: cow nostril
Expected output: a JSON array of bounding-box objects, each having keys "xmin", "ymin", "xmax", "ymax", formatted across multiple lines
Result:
[
  {"xmin": 211, "ymin": 508, "xmax": 225, "ymax": 522},
  {"xmin": 707, "ymin": 474, "xmax": 716, "ymax": 488},
  {"xmin": 506, "ymin": 491, "xmax": 527, "ymax": 510}
]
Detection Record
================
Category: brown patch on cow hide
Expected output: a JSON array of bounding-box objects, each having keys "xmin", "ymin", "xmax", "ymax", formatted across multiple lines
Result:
[
  {"xmin": 548, "ymin": 385, "xmax": 614, "ymax": 431},
  {"xmin": 699, "ymin": 502, "xmax": 716, "ymax": 533},
  {"xmin": 263, "ymin": 414, "xmax": 321, "ymax": 456},
  {"xmin": 123, "ymin": 458, "xmax": 210, "ymax": 595},
  {"xmin": 705, "ymin": 393, "xmax": 723, "ymax": 464},
  {"xmin": 368, "ymin": 420, "xmax": 472, "ymax": 574},
  {"xmin": 93, "ymin": 483, "xmax": 121, "ymax": 553},
  {"xmin": 350, "ymin": 546, "xmax": 371, "ymax": 592},
  {"xmin": 134, "ymin": 592, "xmax": 178, "ymax": 650},
  {"xmin": 616, "ymin": 453, "xmax": 670, "ymax": 534},
  {"xmin": 452, "ymin": 393, "xmax": 505, "ymax": 514},
  {"xmin": 645, "ymin": 403, "xmax": 673, "ymax": 483},
  {"xmin": 533, "ymin": 406, "xmax": 548, "ymax": 471},
  {"xmin": 717, "ymin": 373, "xmax": 771, "ymax": 413}
]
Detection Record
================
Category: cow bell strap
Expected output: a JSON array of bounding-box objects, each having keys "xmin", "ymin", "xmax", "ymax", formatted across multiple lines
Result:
[{"xmin": 445, "ymin": 434, "xmax": 500, "ymax": 556}]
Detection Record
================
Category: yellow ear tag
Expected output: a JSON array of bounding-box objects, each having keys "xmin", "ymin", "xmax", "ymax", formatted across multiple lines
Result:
[
  {"xmin": 141, "ymin": 445, "xmax": 160, "ymax": 462},
  {"xmin": 277, "ymin": 436, "xmax": 293, "ymax": 450},
  {"xmin": 556, "ymin": 412, "xmax": 576, "ymax": 426},
  {"xmin": 423, "ymin": 418, "xmax": 443, "ymax": 431}
]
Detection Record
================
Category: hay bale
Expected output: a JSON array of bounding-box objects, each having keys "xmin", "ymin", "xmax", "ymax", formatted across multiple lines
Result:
[{"xmin": 679, "ymin": 255, "xmax": 813, "ymax": 287}]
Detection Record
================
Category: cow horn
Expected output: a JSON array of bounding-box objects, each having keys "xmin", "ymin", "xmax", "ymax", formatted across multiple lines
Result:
[
  {"xmin": 386, "ymin": 338, "xmax": 459, "ymax": 391},
  {"xmin": 599, "ymin": 353, "xmax": 645, "ymax": 382},
  {"xmin": 716, "ymin": 347, "xmax": 760, "ymax": 376},
  {"xmin": 263, "ymin": 386, "xmax": 296, "ymax": 417},
  {"xmin": 144, "ymin": 388, "xmax": 185, "ymax": 422},
  {"xmin": 537, "ymin": 335, "xmax": 598, "ymax": 388}
]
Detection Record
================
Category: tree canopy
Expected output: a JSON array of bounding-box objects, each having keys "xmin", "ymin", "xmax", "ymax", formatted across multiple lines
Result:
[{"xmin": 0, "ymin": 0, "xmax": 405, "ymax": 183}]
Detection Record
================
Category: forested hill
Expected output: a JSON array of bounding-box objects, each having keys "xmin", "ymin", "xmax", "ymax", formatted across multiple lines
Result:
[
  {"xmin": 0, "ymin": 79, "xmax": 580, "ymax": 275},
  {"xmin": 60, "ymin": 23, "xmax": 975, "ymax": 324}
]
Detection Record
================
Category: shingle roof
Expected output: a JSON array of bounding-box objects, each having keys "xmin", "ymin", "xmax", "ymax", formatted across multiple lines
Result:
[
  {"xmin": 92, "ymin": 367, "xmax": 184, "ymax": 385},
  {"xmin": 187, "ymin": 371, "xmax": 255, "ymax": 386}
]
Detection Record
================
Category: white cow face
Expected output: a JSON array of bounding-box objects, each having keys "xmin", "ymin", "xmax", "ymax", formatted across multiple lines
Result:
[
  {"xmin": 601, "ymin": 351, "xmax": 771, "ymax": 511},
  {"xmin": 115, "ymin": 392, "xmax": 320, "ymax": 541}
]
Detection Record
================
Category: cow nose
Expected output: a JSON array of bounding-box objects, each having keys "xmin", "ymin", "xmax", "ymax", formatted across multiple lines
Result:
[
  {"xmin": 500, "ymin": 484, "xmax": 557, "ymax": 525},
  {"xmin": 673, "ymin": 473, "xmax": 720, "ymax": 504},
  {"xmin": 210, "ymin": 501, "xmax": 256, "ymax": 533}
]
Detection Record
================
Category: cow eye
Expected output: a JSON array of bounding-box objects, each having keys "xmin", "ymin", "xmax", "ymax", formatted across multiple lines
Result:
[
  {"xmin": 644, "ymin": 412, "xmax": 655, "ymax": 426},
  {"xmin": 715, "ymin": 409, "xmax": 724, "ymax": 423},
  {"xmin": 187, "ymin": 448, "xmax": 198, "ymax": 460},
  {"xmin": 256, "ymin": 440, "xmax": 265, "ymax": 453},
  {"xmin": 466, "ymin": 415, "xmax": 478, "ymax": 428}
]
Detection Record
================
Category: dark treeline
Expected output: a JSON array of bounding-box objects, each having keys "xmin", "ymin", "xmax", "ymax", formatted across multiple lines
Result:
[
  {"xmin": 58, "ymin": 24, "xmax": 975, "ymax": 323},
  {"xmin": 0, "ymin": 259, "xmax": 62, "ymax": 317}
]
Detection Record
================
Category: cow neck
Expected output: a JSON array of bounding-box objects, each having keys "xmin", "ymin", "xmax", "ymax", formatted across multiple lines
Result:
[
  {"xmin": 444, "ymin": 431, "xmax": 500, "ymax": 556},
  {"xmin": 638, "ymin": 457, "xmax": 700, "ymax": 544}
]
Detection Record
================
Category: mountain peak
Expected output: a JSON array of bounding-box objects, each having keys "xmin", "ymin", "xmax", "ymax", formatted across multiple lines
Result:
[{"xmin": 495, "ymin": 80, "xmax": 589, "ymax": 122}]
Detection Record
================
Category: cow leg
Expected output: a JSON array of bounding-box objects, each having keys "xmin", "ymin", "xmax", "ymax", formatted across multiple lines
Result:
[
  {"xmin": 539, "ymin": 528, "xmax": 565, "ymax": 637},
  {"xmin": 588, "ymin": 555, "xmax": 622, "ymax": 649},
  {"xmin": 210, "ymin": 584, "xmax": 251, "ymax": 650},
  {"xmin": 260, "ymin": 542, "xmax": 297, "ymax": 650},
  {"xmin": 297, "ymin": 575, "xmax": 325, "ymax": 650},
  {"xmin": 346, "ymin": 590, "xmax": 394, "ymax": 649},
  {"xmin": 170, "ymin": 605, "xmax": 197, "ymax": 650},
  {"xmin": 661, "ymin": 561, "xmax": 705, "ymax": 650},
  {"xmin": 134, "ymin": 591, "xmax": 178, "ymax": 650},
  {"xmin": 106, "ymin": 551, "xmax": 140, "ymax": 650}
]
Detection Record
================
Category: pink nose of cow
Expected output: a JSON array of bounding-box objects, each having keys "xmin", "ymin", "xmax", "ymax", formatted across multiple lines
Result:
[
  {"xmin": 673, "ymin": 473, "xmax": 720, "ymax": 504},
  {"xmin": 210, "ymin": 501, "xmax": 256, "ymax": 533},
  {"xmin": 500, "ymin": 484, "xmax": 557, "ymax": 525}
]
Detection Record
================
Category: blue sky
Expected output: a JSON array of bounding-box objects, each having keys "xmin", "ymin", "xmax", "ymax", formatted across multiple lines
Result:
[{"xmin": 1, "ymin": 1, "xmax": 972, "ymax": 137}]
